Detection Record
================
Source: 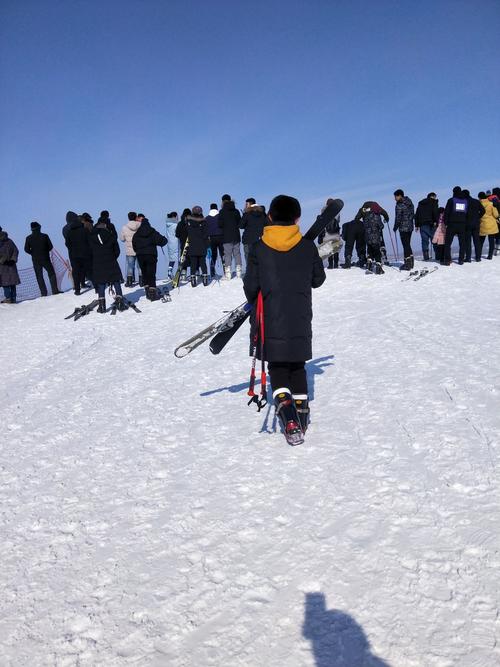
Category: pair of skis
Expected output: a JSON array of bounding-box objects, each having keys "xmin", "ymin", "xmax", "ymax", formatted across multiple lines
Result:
[
  {"xmin": 64, "ymin": 299, "xmax": 100, "ymax": 321},
  {"xmin": 401, "ymin": 267, "xmax": 438, "ymax": 281}
]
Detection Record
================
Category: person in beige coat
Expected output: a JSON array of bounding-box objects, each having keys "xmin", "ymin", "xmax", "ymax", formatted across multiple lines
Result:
[
  {"xmin": 478, "ymin": 193, "xmax": 499, "ymax": 259},
  {"xmin": 120, "ymin": 212, "xmax": 142, "ymax": 286}
]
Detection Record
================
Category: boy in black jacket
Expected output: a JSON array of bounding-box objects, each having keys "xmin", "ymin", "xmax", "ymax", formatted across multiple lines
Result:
[
  {"xmin": 243, "ymin": 195, "xmax": 326, "ymax": 445},
  {"xmin": 132, "ymin": 218, "xmax": 168, "ymax": 300}
]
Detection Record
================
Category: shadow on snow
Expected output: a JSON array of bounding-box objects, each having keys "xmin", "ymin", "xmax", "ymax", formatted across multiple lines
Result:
[{"xmin": 303, "ymin": 593, "xmax": 391, "ymax": 667}]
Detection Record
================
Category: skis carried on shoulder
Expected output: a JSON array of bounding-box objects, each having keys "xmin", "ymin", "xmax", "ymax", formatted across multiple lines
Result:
[{"xmin": 174, "ymin": 302, "xmax": 251, "ymax": 358}]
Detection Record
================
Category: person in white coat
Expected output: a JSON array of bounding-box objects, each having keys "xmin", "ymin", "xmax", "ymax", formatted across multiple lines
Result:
[{"xmin": 120, "ymin": 212, "xmax": 142, "ymax": 287}]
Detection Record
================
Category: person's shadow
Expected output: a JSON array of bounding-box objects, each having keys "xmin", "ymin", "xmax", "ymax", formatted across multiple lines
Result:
[{"xmin": 303, "ymin": 593, "xmax": 391, "ymax": 667}]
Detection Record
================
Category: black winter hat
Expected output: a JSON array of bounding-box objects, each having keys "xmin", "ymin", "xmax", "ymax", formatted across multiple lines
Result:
[
  {"xmin": 31, "ymin": 221, "xmax": 41, "ymax": 230},
  {"xmin": 167, "ymin": 211, "xmax": 178, "ymax": 218},
  {"xmin": 393, "ymin": 189, "xmax": 404, "ymax": 197},
  {"xmin": 192, "ymin": 205, "xmax": 203, "ymax": 216},
  {"xmin": 269, "ymin": 194, "xmax": 301, "ymax": 224},
  {"xmin": 66, "ymin": 211, "xmax": 79, "ymax": 224},
  {"xmin": 462, "ymin": 189, "xmax": 470, "ymax": 197},
  {"xmin": 221, "ymin": 194, "xmax": 231, "ymax": 202},
  {"xmin": 100, "ymin": 210, "xmax": 110, "ymax": 220},
  {"xmin": 452, "ymin": 186, "xmax": 462, "ymax": 196},
  {"xmin": 478, "ymin": 192, "xmax": 487, "ymax": 199}
]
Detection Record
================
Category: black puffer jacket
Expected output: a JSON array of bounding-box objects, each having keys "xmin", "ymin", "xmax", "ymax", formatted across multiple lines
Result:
[
  {"xmin": 24, "ymin": 229, "xmax": 53, "ymax": 261},
  {"xmin": 186, "ymin": 215, "xmax": 209, "ymax": 256},
  {"xmin": 466, "ymin": 196, "xmax": 485, "ymax": 229},
  {"xmin": 444, "ymin": 196, "xmax": 469, "ymax": 225},
  {"xmin": 88, "ymin": 224, "xmax": 123, "ymax": 284},
  {"xmin": 218, "ymin": 201, "xmax": 241, "ymax": 243},
  {"xmin": 355, "ymin": 202, "xmax": 388, "ymax": 246},
  {"xmin": 240, "ymin": 206, "xmax": 267, "ymax": 245},
  {"xmin": 65, "ymin": 213, "xmax": 92, "ymax": 259},
  {"xmin": 394, "ymin": 196, "xmax": 415, "ymax": 233},
  {"xmin": 243, "ymin": 223, "xmax": 325, "ymax": 362},
  {"xmin": 132, "ymin": 220, "xmax": 168, "ymax": 258},
  {"xmin": 415, "ymin": 197, "xmax": 439, "ymax": 227}
]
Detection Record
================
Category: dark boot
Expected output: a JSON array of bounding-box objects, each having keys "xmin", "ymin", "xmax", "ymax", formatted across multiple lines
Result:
[
  {"xmin": 125, "ymin": 276, "xmax": 133, "ymax": 287},
  {"xmin": 327, "ymin": 256, "xmax": 334, "ymax": 269},
  {"xmin": 139, "ymin": 275, "xmax": 144, "ymax": 287},
  {"xmin": 365, "ymin": 258, "xmax": 374, "ymax": 273},
  {"xmin": 191, "ymin": 275, "xmax": 197, "ymax": 288},
  {"xmin": 202, "ymin": 274, "xmax": 209, "ymax": 286},
  {"xmin": 148, "ymin": 287, "xmax": 161, "ymax": 301},
  {"xmin": 273, "ymin": 389, "xmax": 304, "ymax": 446},
  {"xmin": 341, "ymin": 255, "xmax": 352, "ymax": 269},
  {"xmin": 333, "ymin": 253, "xmax": 339, "ymax": 269},
  {"xmin": 357, "ymin": 256, "xmax": 366, "ymax": 268},
  {"xmin": 97, "ymin": 297, "xmax": 106, "ymax": 313},
  {"xmin": 409, "ymin": 255, "xmax": 415, "ymax": 269},
  {"xmin": 293, "ymin": 395, "xmax": 310, "ymax": 433},
  {"xmin": 374, "ymin": 262, "xmax": 385, "ymax": 274},
  {"xmin": 399, "ymin": 256, "xmax": 411, "ymax": 271},
  {"xmin": 115, "ymin": 295, "xmax": 126, "ymax": 311},
  {"xmin": 423, "ymin": 249, "xmax": 430, "ymax": 261}
]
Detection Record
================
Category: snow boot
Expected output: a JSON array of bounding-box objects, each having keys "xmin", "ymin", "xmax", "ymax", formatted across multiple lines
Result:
[
  {"xmin": 191, "ymin": 274, "xmax": 197, "ymax": 288},
  {"xmin": 293, "ymin": 394, "xmax": 310, "ymax": 434},
  {"xmin": 365, "ymin": 258, "xmax": 374, "ymax": 274},
  {"xmin": 114, "ymin": 295, "xmax": 126, "ymax": 312},
  {"xmin": 341, "ymin": 255, "xmax": 352, "ymax": 269},
  {"xmin": 357, "ymin": 256, "xmax": 366, "ymax": 268},
  {"xmin": 224, "ymin": 266, "xmax": 232, "ymax": 280},
  {"xmin": 168, "ymin": 262, "xmax": 175, "ymax": 279},
  {"xmin": 274, "ymin": 389, "xmax": 304, "ymax": 446},
  {"xmin": 202, "ymin": 274, "xmax": 209, "ymax": 286},
  {"xmin": 148, "ymin": 287, "xmax": 161, "ymax": 301},
  {"xmin": 409, "ymin": 255, "xmax": 415, "ymax": 269},
  {"xmin": 180, "ymin": 271, "xmax": 187, "ymax": 282},
  {"xmin": 97, "ymin": 297, "xmax": 106, "ymax": 313},
  {"xmin": 1, "ymin": 298, "xmax": 12, "ymax": 304},
  {"xmin": 374, "ymin": 262, "xmax": 385, "ymax": 275},
  {"xmin": 327, "ymin": 256, "xmax": 334, "ymax": 269},
  {"xmin": 423, "ymin": 249, "xmax": 430, "ymax": 261},
  {"xmin": 125, "ymin": 276, "xmax": 133, "ymax": 288},
  {"xmin": 399, "ymin": 256, "xmax": 411, "ymax": 271},
  {"xmin": 236, "ymin": 265, "xmax": 242, "ymax": 279}
]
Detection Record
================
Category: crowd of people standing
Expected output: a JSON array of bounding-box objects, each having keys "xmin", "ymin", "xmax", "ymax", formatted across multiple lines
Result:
[{"xmin": 0, "ymin": 186, "xmax": 499, "ymax": 305}]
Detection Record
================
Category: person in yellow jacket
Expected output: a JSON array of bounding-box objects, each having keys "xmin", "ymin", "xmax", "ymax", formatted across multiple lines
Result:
[{"xmin": 478, "ymin": 192, "xmax": 499, "ymax": 259}]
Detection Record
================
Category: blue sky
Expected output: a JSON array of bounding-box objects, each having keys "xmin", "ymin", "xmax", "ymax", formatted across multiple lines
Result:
[{"xmin": 1, "ymin": 0, "xmax": 498, "ymax": 257}]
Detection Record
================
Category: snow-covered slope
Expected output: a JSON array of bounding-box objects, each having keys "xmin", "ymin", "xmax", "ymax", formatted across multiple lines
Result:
[{"xmin": 1, "ymin": 261, "xmax": 500, "ymax": 667}]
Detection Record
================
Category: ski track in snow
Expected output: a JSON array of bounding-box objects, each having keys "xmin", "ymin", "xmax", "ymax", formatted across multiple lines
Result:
[{"xmin": 1, "ymin": 261, "xmax": 500, "ymax": 667}]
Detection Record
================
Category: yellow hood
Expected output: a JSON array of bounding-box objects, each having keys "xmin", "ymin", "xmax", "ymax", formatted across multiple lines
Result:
[{"xmin": 262, "ymin": 224, "xmax": 302, "ymax": 251}]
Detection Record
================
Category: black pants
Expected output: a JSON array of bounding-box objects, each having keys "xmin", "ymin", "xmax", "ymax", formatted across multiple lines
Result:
[
  {"xmin": 399, "ymin": 231, "xmax": 413, "ymax": 258},
  {"xmin": 327, "ymin": 253, "xmax": 339, "ymax": 268},
  {"xmin": 190, "ymin": 256, "xmax": 207, "ymax": 274},
  {"xmin": 268, "ymin": 362, "xmax": 307, "ymax": 395},
  {"xmin": 366, "ymin": 243, "xmax": 381, "ymax": 263},
  {"xmin": 137, "ymin": 255, "xmax": 158, "ymax": 287},
  {"xmin": 70, "ymin": 257, "xmax": 87, "ymax": 292},
  {"xmin": 209, "ymin": 237, "xmax": 225, "ymax": 269},
  {"xmin": 435, "ymin": 245, "xmax": 445, "ymax": 262},
  {"xmin": 444, "ymin": 223, "xmax": 466, "ymax": 262},
  {"xmin": 464, "ymin": 225, "xmax": 481, "ymax": 261},
  {"xmin": 344, "ymin": 237, "xmax": 366, "ymax": 262},
  {"xmin": 480, "ymin": 234, "xmax": 496, "ymax": 259},
  {"xmin": 33, "ymin": 258, "xmax": 58, "ymax": 296}
]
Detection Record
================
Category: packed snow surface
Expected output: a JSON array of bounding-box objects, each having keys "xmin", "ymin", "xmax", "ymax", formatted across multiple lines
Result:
[{"xmin": 1, "ymin": 261, "xmax": 500, "ymax": 667}]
